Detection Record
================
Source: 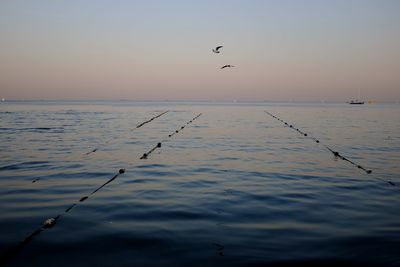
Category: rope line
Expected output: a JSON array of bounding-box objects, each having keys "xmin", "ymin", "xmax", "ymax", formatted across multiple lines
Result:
[
  {"xmin": 140, "ymin": 143, "xmax": 162, "ymax": 159},
  {"xmin": 141, "ymin": 113, "xmax": 202, "ymax": 159},
  {"xmin": 264, "ymin": 111, "xmax": 396, "ymax": 187},
  {"xmin": 136, "ymin": 111, "xmax": 169, "ymax": 129},
  {"xmin": 0, "ymin": 169, "xmax": 125, "ymax": 266},
  {"xmin": 26, "ymin": 111, "xmax": 168, "ymax": 184},
  {"xmin": 1, "ymin": 111, "xmax": 204, "ymax": 265},
  {"xmin": 84, "ymin": 110, "xmax": 169, "ymax": 156}
]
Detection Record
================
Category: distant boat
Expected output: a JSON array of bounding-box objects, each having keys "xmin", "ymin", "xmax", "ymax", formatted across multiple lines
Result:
[
  {"xmin": 349, "ymin": 89, "xmax": 364, "ymax": 104},
  {"xmin": 349, "ymin": 100, "xmax": 364, "ymax": 105}
]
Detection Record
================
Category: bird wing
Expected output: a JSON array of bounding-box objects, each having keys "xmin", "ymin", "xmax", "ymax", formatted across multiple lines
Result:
[
  {"xmin": 220, "ymin": 65, "xmax": 228, "ymax": 69},
  {"xmin": 216, "ymin": 46, "xmax": 223, "ymax": 51}
]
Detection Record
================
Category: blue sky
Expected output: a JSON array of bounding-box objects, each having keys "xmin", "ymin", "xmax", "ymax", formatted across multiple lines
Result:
[{"xmin": 1, "ymin": 0, "xmax": 399, "ymax": 101}]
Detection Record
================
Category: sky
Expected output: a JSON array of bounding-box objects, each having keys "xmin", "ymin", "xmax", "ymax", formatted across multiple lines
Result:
[{"xmin": 0, "ymin": 0, "xmax": 399, "ymax": 102}]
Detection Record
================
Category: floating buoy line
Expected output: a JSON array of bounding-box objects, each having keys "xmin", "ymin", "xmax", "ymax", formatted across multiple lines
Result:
[
  {"xmin": 136, "ymin": 110, "xmax": 169, "ymax": 129},
  {"xmin": 264, "ymin": 111, "xmax": 396, "ymax": 187},
  {"xmin": 0, "ymin": 168, "xmax": 125, "ymax": 266},
  {"xmin": 83, "ymin": 110, "xmax": 169, "ymax": 156},
  {"xmin": 140, "ymin": 142, "xmax": 162, "ymax": 159},
  {"xmin": 0, "ymin": 112, "xmax": 202, "ymax": 265},
  {"xmin": 140, "ymin": 113, "xmax": 202, "ymax": 159},
  {"xmin": 29, "ymin": 111, "xmax": 169, "ymax": 184}
]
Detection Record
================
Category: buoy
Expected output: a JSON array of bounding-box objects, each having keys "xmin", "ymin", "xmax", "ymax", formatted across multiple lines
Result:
[{"xmin": 43, "ymin": 218, "xmax": 56, "ymax": 228}]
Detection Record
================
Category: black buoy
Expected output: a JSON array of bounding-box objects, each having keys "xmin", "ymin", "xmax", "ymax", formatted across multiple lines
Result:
[
  {"xmin": 141, "ymin": 153, "xmax": 148, "ymax": 159},
  {"xmin": 79, "ymin": 196, "xmax": 88, "ymax": 202},
  {"xmin": 316, "ymin": 140, "xmax": 319, "ymax": 143},
  {"xmin": 175, "ymin": 130, "xmax": 178, "ymax": 133},
  {"xmin": 304, "ymin": 133, "xmax": 307, "ymax": 136},
  {"xmin": 333, "ymin": 151, "xmax": 339, "ymax": 157},
  {"xmin": 366, "ymin": 170, "xmax": 372, "ymax": 174},
  {"xmin": 168, "ymin": 134, "xmax": 172, "ymax": 137},
  {"xmin": 157, "ymin": 142, "xmax": 162, "ymax": 148},
  {"xmin": 119, "ymin": 169, "xmax": 125, "ymax": 174}
]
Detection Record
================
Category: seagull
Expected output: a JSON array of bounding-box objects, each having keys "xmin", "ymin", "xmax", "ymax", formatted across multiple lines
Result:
[
  {"xmin": 212, "ymin": 46, "xmax": 223, "ymax": 53},
  {"xmin": 220, "ymin": 64, "xmax": 235, "ymax": 69}
]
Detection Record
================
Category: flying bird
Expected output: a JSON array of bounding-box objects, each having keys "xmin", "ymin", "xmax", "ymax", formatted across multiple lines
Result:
[
  {"xmin": 220, "ymin": 65, "xmax": 235, "ymax": 69},
  {"xmin": 212, "ymin": 46, "xmax": 223, "ymax": 53}
]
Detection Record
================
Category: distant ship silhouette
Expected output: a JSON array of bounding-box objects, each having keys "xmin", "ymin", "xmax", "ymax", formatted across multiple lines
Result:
[
  {"xmin": 349, "ymin": 100, "xmax": 364, "ymax": 105},
  {"xmin": 349, "ymin": 89, "xmax": 364, "ymax": 104}
]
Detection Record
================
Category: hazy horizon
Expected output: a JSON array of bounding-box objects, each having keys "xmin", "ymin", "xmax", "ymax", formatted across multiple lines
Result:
[{"xmin": 1, "ymin": 0, "xmax": 399, "ymax": 102}]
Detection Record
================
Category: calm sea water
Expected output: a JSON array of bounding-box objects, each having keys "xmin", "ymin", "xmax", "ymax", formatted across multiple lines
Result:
[{"xmin": 0, "ymin": 101, "xmax": 399, "ymax": 266}]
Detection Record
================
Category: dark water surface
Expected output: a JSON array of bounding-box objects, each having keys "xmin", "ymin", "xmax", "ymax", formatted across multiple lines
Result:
[{"xmin": 0, "ymin": 101, "xmax": 399, "ymax": 266}]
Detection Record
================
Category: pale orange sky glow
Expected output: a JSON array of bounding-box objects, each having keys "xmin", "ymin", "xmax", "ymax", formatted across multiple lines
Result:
[{"xmin": 1, "ymin": 0, "xmax": 399, "ymax": 102}]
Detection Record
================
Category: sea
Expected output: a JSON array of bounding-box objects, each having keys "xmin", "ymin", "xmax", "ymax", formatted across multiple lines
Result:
[{"xmin": 0, "ymin": 100, "xmax": 399, "ymax": 267}]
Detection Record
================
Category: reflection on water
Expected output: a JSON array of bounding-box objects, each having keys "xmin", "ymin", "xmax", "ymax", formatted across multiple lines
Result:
[{"xmin": 0, "ymin": 101, "xmax": 400, "ymax": 266}]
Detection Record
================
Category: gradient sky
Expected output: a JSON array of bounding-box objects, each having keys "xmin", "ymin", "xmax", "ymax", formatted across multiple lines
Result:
[{"xmin": 0, "ymin": 0, "xmax": 399, "ymax": 101}]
